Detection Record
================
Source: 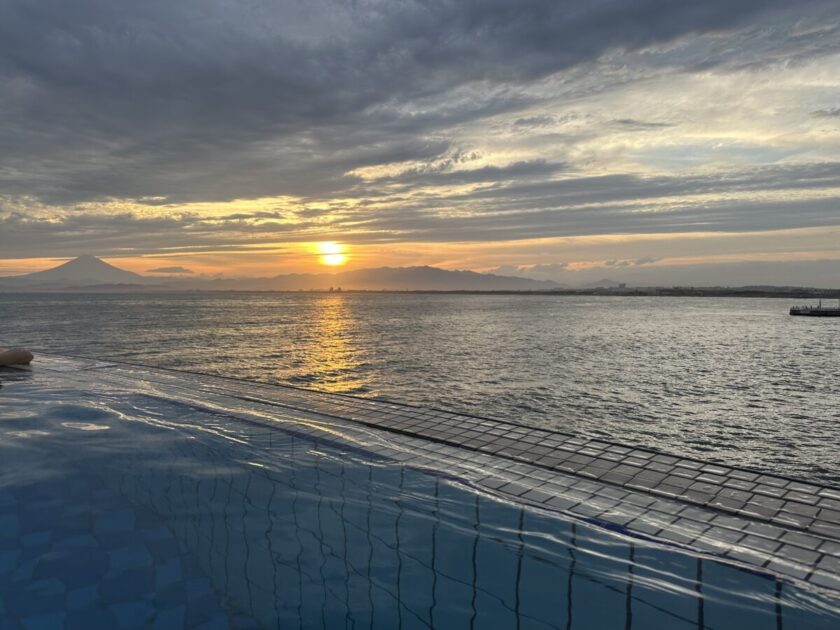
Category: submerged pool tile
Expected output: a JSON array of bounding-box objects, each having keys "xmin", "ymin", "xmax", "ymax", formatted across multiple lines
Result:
[
  {"xmin": 34, "ymin": 547, "xmax": 109, "ymax": 586},
  {"xmin": 185, "ymin": 592, "xmax": 226, "ymax": 628},
  {"xmin": 154, "ymin": 558, "xmax": 183, "ymax": 591},
  {"xmin": 19, "ymin": 612, "xmax": 65, "ymax": 630},
  {"xmin": 9, "ymin": 558, "xmax": 38, "ymax": 583},
  {"xmin": 65, "ymin": 606, "xmax": 119, "ymax": 630},
  {"xmin": 94, "ymin": 508, "xmax": 136, "ymax": 535},
  {"xmin": 108, "ymin": 544, "xmax": 154, "ymax": 574},
  {"xmin": 99, "ymin": 567, "xmax": 155, "ymax": 604},
  {"xmin": 18, "ymin": 532, "xmax": 50, "ymax": 548},
  {"xmin": 53, "ymin": 534, "xmax": 99, "ymax": 550},
  {"xmin": 3, "ymin": 578, "xmax": 66, "ymax": 618},
  {"xmin": 0, "ymin": 517, "xmax": 20, "ymax": 545},
  {"xmin": 67, "ymin": 584, "xmax": 99, "ymax": 610},
  {"xmin": 97, "ymin": 530, "xmax": 141, "ymax": 552},
  {"xmin": 152, "ymin": 605, "xmax": 186, "ymax": 630},
  {"xmin": 109, "ymin": 599, "xmax": 155, "ymax": 629},
  {"xmin": 0, "ymin": 550, "xmax": 20, "ymax": 577}
]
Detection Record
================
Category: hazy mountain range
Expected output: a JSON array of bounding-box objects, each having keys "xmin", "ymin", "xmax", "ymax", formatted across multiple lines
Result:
[{"xmin": 0, "ymin": 256, "xmax": 567, "ymax": 292}]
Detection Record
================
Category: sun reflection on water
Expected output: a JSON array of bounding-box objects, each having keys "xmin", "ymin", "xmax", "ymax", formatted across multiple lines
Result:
[{"xmin": 302, "ymin": 295, "xmax": 370, "ymax": 395}]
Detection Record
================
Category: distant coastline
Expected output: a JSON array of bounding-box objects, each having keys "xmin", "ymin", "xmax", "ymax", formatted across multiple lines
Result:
[
  {"xmin": 1, "ymin": 285, "xmax": 838, "ymax": 299},
  {"xmin": 1, "ymin": 257, "xmax": 836, "ymax": 297}
]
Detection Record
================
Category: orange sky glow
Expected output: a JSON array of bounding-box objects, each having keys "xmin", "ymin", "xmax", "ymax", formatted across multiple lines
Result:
[{"xmin": 2, "ymin": 226, "xmax": 839, "ymax": 283}]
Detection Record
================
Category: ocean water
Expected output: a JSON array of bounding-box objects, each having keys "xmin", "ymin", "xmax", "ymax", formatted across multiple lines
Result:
[{"xmin": 1, "ymin": 292, "xmax": 838, "ymax": 484}]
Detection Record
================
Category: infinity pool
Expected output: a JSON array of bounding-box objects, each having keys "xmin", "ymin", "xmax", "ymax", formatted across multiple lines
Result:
[{"xmin": 1, "ymin": 369, "xmax": 838, "ymax": 629}]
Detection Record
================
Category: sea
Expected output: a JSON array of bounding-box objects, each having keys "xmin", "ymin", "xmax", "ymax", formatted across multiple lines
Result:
[{"xmin": 1, "ymin": 292, "xmax": 838, "ymax": 484}]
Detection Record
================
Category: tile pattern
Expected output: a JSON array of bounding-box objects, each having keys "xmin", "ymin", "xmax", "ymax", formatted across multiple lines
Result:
[
  {"xmin": 6, "ymin": 397, "xmax": 823, "ymax": 630},
  {"xmin": 240, "ymin": 413, "xmax": 840, "ymax": 594},
  {"xmin": 0, "ymin": 472, "xmax": 259, "ymax": 630},
  {"xmin": 81, "ymin": 423, "xmax": 830, "ymax": 629},
  {"xmin": 92, "ymin": 360, "xmax": 840, "ymax": 538},
  {"xmin": 26, "ymin": 355, "xmax": 840, "ymax": 594}
]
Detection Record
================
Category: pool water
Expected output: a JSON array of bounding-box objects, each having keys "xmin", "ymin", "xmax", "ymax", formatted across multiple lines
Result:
[{"xmin": 1, "ymin": 371, "xmax": 839, "ymax": 629}]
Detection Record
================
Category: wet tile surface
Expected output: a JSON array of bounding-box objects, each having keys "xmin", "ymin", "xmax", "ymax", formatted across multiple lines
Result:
[{"xmin": 16, "ymin": 354, "xmax": 840, "ymax": 595}]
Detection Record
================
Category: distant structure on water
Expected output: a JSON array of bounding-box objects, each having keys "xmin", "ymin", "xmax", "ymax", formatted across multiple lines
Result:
[{"xmin": 790, "ymin": 299, "xmax": 840, "ymax": 317}]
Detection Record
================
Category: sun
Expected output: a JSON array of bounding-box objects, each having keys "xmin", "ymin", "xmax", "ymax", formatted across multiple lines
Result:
[{"xmin": 317, "ymin": 241, "xmax": 347, "ymax": 267}]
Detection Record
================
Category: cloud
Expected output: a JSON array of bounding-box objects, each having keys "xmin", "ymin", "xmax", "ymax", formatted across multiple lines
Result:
[
  {"xmin": 527, "ymin": 262, "xmax": 569, "ymax": 272},
  {"xmin": 148, "ymin": 266, "xmax": 194, "ymax": 274},
  {"xmin": 612, "ymin": 118, "xmax": 674, "ymax": 129},
  {"xmin": 634, "ymin": 257, "xmax": 661, "ymax": 266},
  {"xmin": 812, "ymin": 107, "xmax": 840, "ymax": 118},
  {"xmin": 369, "ymin": 159, "xmax": 566, "ymax": 189},
  {"xmin": 601, "ymin": 258, "xmax": 660, "ymax": 267},
  {"xmin": 0, "ymin": 0, "xmax": 834, "ymax": 207},
  {"xmin": 2, "ymin": 160, "xmax": 840, "ymax": 258},
  {"xmin": 513, "ymin": 115, "xmax": 556, "ymax": 128}
]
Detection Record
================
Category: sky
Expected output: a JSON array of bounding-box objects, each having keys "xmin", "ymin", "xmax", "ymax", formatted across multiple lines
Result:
[{"xmin": 1, "ymin": 0, "xmax": 839, "ymax": 286}]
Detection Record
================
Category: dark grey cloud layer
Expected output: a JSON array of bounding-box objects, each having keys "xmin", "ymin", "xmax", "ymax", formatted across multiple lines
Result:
[
  {"xmin": 813, "ymin": 108, "xmax": 840, "ymax": 118},
  {"xmin": 4, "ymin": 162, "xmax": 840, "ymax": 257},
  {"xmin": 1, "ymin": 0, "xmax": 834, "ymax": 207}
]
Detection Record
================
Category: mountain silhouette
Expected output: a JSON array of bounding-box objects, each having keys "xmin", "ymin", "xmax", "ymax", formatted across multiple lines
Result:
[
  {"xmin": 0, "ymin": 256, "xmax": 146, "ymax": 288},
  {"xmin": 0, "ymin": 257, "xmax": 560, "ymax": 291}
]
